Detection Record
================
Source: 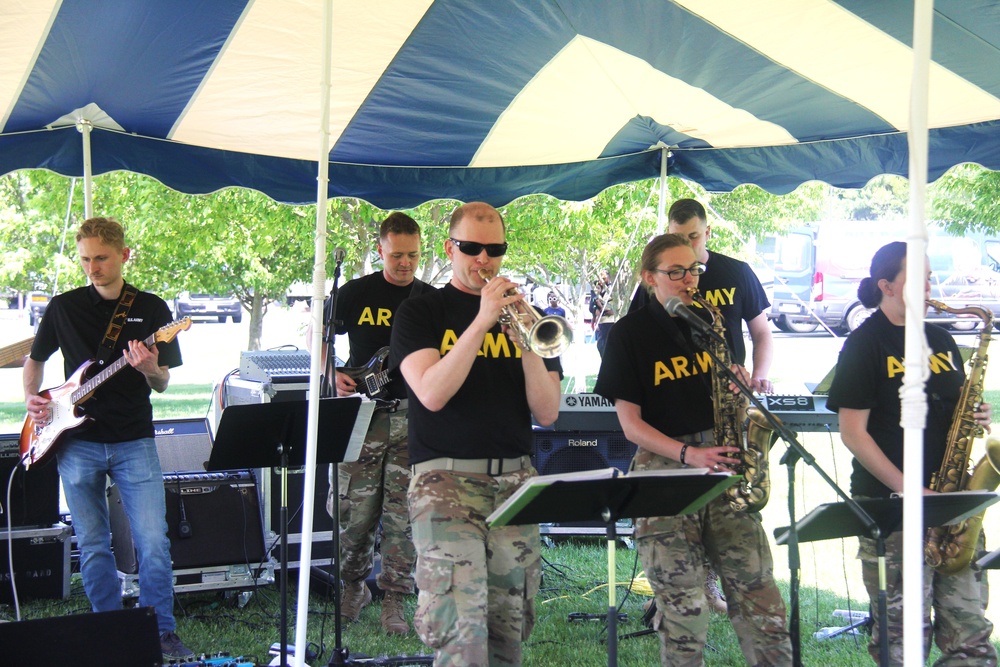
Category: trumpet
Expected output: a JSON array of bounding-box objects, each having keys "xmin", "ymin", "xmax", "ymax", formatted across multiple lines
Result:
[{"xmin": 478, "ymin": 269, "xmax": 573, "ymax": 358}]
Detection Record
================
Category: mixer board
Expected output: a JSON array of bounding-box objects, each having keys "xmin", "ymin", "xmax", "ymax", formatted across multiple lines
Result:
[{"xmin": 239, "ymin": 349, "xmax": 311, "ymax": 383}]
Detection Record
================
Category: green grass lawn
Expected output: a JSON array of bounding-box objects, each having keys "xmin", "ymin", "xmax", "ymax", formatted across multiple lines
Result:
[
  {"xmin": 4, "ymin": 385, "xmax": 1000, "ymax": 664},
  {"xmin": 7, "ymin": 538, "xmax": 916, "ymax": 666}
]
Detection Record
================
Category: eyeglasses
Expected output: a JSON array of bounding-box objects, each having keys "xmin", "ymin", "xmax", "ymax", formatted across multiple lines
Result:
[
  {"xmin": 651, "ymin": 263, "xmax": 707, "ymax": 281},
  {"xmin": 449, "ymin": 238, "xmax": 508, "ymax": 257}
]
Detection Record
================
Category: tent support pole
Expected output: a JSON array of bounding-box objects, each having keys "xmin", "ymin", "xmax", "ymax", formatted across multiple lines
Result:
[
  {"xmin": 657, "ymin": 148, "xmax": 668, "ymax": 234},
  {"xmin": 294, "ymin": 1, "xmax": 335, "ymax": 666},
  {"xmin": 76, "ymin": 120, "xmax": 93, "ymax": 219},
  {"xmin": 903, "ymin": 2, "xmax": 934, "ymax": 667}
]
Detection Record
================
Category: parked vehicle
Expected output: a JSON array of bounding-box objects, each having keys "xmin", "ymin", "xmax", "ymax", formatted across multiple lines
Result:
[
  {"xmin": 27, "ymin": 291, "xmax": 49, "ymax": 329},
  {"xmin": 760, "ymin": 222, "xmax": 1000, "ymax": 334},
  {"xmin": 173, "ymin": 293, "xmax": 242, "ymax": 323}
]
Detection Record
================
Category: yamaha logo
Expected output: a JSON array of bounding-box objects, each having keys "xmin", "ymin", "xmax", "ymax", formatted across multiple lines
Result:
[
  {"xmin": 565, "ymin": 395, "xmax": 578, "ymax": 407},
  {"xmin": 568, "ymin": 438, "xmax": 598, "ymax": 447}
]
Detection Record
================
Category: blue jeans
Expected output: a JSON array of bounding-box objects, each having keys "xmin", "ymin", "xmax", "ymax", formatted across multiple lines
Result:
[{"xmin": 58, "ymin": 436, "xmax": 175, "ymax": 633}]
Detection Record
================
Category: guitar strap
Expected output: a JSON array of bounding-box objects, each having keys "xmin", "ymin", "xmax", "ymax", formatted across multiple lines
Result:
[{"xmin": 96, "ymin": 284, "xmax": 138, "ymax": 367}]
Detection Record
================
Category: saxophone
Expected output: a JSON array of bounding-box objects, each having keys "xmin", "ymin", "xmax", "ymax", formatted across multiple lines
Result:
[
  {"xmin": 689, "ymin": 289, "xmax": 779, "ymax": 513},
  {"xmin": 925, "ymin": 300, "xmax": 1000, "ymax": 574}
]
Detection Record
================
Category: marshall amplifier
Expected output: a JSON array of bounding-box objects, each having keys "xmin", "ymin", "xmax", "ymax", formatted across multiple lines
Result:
[
  {"xmin": 153, "ymin": 417, "xmax": 214, "ymax": 473},
  {"xmin": 109, "ymin": 470, "xmax": 266, "ymax": 573},
  {"xmin": 0, "ymin": 433, "xmax": 60, "ymax": 528}
]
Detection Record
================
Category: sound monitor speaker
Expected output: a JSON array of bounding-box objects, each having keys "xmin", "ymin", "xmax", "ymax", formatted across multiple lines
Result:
[
  {"xmin": 0, "ymin": 433, "xmax": 59, "ymax": 528},
  {"xmin": 153, "ymin": 417, "xmax": 213, "ymax": 473},
  {"xmin": 0, "ymin": 607, "xmax": 160, "ymax": 667},
  {"xmin": 532, "ymin": 431, "xmax": 638, "ymax": 533},
  {"xmin": 109, "ymin": 470, "xmax": 266, "ymax": 573},
  {"xmin": 533, "ymin": 430, "xmax": 637, "ymax": 476}
]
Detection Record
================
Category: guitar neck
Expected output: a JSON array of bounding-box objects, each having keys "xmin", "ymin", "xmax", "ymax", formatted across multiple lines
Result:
[
  {"xmin": 0, "ymin": 337, "xmax": 33, "ymax": 368},
  {"xmin": 71, "ymin": 332, "xmax": 156, "ymax": 404}
]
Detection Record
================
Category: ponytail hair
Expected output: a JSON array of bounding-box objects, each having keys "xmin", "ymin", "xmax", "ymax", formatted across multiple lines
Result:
[{"xmin": 858, "ymin": 241, "xmax": 906, "ymax": 308}]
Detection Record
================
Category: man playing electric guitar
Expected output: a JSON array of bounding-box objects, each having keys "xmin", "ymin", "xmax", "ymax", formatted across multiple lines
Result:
[
  {"xmin": 320, "ymin": 212, "xmax": 426, "ymax": 634},
  {"xmin": 23, "ymin": 216, "xmax": 193, "ymax": 663}
]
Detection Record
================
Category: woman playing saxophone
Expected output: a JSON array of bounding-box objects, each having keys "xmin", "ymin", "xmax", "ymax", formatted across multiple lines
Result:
[
  {"xmin": 594, "ymin": 233, "xmax": 792, "ymax": 666},
  {"xmin": 826, "ymin": 241, "xmax": 996, "ymax": 666}
]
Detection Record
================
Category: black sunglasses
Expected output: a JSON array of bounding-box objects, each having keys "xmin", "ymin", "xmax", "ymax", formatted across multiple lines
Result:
[{"xmin": 449, "ymin": 238, "xmax": 508, "ymax": 257}]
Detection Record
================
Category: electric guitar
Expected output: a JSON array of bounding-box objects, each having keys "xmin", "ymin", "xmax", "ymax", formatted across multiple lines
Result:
[
  {"xmin": 19, "ymin": 318, "xmax": 192, "ymax": 469},
  {"xmin": 0, "ymin": 337, "xmax": 33, "ymax": 368},
  {"xmin": 339, "ymin": 346, "xmax": 391, "ymax": 399}
]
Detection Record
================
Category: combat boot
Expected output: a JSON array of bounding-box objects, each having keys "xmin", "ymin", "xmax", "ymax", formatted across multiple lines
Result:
[
  {"xmin": 380, "ymin": 591, "xmax": 409, "ymax": 635},
  {"xmin": 340, "ymin": 581, "xmax": 372, "ymax": 622}
]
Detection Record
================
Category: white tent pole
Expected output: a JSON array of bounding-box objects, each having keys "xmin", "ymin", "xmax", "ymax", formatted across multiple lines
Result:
[
  {"xmin": 657, "ymin": 148, "xmax": 668, "ymax": 234},
  {"xmin": 295, "ymin": 0, "xmax": 334, "ymax": 663},
  {"xmin": 76, "ymin": 120, "xmax": 93, "ymax": 218},
  {"xmin": 903, "ymin": 1, "xmax": 934, "ymax": 665}
]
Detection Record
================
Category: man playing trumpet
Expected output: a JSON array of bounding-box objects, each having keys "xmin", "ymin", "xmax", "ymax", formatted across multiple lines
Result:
[{"xmin": 390, "ymin": 202, "xmax": 563, "ymax": 666}]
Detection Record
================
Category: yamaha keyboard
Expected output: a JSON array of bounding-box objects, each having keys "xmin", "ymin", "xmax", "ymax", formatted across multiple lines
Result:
[
  {"xmin": 762, "ymin": 394, "xmax": 838, "ymax": 432},
  {"xmin": 544, "ymin": 393, "xmax": 838, "ymax": 433}
]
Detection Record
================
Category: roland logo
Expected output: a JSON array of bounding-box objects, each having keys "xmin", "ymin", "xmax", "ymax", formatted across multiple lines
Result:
[{"xmin": 568, "ymin": 437, "xmax": 599, "ymax": 447}]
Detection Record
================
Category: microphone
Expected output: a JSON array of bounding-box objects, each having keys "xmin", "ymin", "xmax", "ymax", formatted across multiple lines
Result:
[
  {"xmin": 663, "ymin": 296, "xmax": 721, "ymax": 340},
  {"xmin": 334, "ymin": 247, "xmax": 346, "ymax": 264}
]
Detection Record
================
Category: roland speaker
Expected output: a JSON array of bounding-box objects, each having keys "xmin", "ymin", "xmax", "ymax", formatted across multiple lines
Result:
[
  {"xmin": 532, "ymin": 431, "xmax": 638, "ymax": 534},
  {"xmin": 532, "ymin": 430, "xmax": 637, "ymax": 476}
]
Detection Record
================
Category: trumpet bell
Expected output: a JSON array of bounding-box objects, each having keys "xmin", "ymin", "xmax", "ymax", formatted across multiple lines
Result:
[{"xmin": 525, "ymin": 314, "xmax": 573, "ymax": 358}]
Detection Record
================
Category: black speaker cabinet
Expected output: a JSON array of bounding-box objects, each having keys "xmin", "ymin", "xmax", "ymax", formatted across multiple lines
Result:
[
  {"xmin": 532, "ymin": 430, "xmax": 637, "ymax": 476},
  {"xmin": 153, "ymin": 417, "xmax": 213, "ymax": 473},
  {"xmin": 0, "ymin": 607, "xmax": 160, "ymax": 667},
  {"xmin": 0, "ymin": 433, "xmax": 60, "ymax": 528},
  {"xmin": 109, "ymin": 470, "xmax": 266, "ymax": 573},
  {"xmin": 532, "ymin": 431, "xmax": 638, "ymax": 533}
]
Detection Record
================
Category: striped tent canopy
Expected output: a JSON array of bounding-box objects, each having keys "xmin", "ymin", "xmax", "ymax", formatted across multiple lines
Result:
[{"xmin": 2, "ymin": 0, "xmax": 1000, "ymax": 208}]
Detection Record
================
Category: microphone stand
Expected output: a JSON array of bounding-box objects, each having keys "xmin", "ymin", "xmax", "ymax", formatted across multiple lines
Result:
[
  {"xmin": 690, "ymin": 329, "xmax": 881, "ymax": 667},
  {"xmin": 319, "ymin": 257, "xmax": 353, "ymax": 666}
]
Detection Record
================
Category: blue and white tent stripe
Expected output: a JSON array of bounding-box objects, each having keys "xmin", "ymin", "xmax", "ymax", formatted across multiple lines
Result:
[{"xmin": 2, "ymin": 0, "xmax": 1000, "ymax": 206}]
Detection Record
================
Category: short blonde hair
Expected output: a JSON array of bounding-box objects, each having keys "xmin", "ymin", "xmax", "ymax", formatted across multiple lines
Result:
[{"xmin": 76, "ymin": 217, "xmax": 125, "ymax": 250}]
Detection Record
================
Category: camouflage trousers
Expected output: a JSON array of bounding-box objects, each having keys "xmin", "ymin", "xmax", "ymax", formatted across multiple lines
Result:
[
  {"xmin": 408, "ymin": 465, "xmax": 540, "ymax": 667},
  {"xmin": 327, "ymin": 408, "xmax": 415, "ymax": 593},
  {"xmin": 632, "ymin": 443, "xmax": 792, "ymax": 667},
  {"xmin": 858, "ymin": 523, "xmax": 996, "ymax": 666}
]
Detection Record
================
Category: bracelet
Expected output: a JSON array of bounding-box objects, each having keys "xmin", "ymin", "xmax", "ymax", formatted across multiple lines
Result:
[{"xmin": 679, "ymin": 443, "xmax": 690, "ymax": 467}]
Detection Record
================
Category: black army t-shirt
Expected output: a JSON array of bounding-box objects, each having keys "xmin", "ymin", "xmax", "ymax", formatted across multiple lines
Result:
[
  {"xmin": 330, "ymin": 272, "xmax": 425, "ymax": 400},
  {"xmin": 594, "ymin": 304, "xmax": 714, "ymax": 438},
  {"xmin": 31, "ymin": 283, "xmax": 182, "ymax": 443},
  {"xmin": 390, "ymin": 283, "xmax": 562, "ymax": 465},
  {"xmin": 826, "ymin": 309, "xmax": 964, "ymax": 498},
  {"xmin": 628, "ymin": 251, "xmax": 769, "ymax": 365}
]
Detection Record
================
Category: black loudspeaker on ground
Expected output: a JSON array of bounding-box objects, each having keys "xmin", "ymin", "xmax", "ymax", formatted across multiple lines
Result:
[{"xmin": 0, "ymin": 607, "xmax": 160, "ymax": 667}]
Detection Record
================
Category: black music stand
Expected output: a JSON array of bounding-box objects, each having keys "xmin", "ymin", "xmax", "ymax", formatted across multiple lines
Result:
[
  {"xmin": 976, "ymin": 547, "xmax": 1000, "ymax": 570},
  {"xmin": 208, "ymin": 396, "xmax": 371, "ymax": 667},
  {"xmin": 775, "ymin": 491, "xmax": 999, "ymax": 667},
  {"xmin": 489, "ymin": 467, "xmax": 738, "ymax": 667}
]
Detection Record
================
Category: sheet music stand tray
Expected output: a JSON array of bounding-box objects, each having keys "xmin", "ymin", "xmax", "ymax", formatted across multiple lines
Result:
[
  {"xmin": 208, "ymin": 396, "xmax": 372, "ymax": 667},
  {"xmin": 489, "ymin": 468, "xmax": 738, "ymax": 667},
  {"xmin": 775, "ymin": 491, "xmax": 998, "ymax": 666}
]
